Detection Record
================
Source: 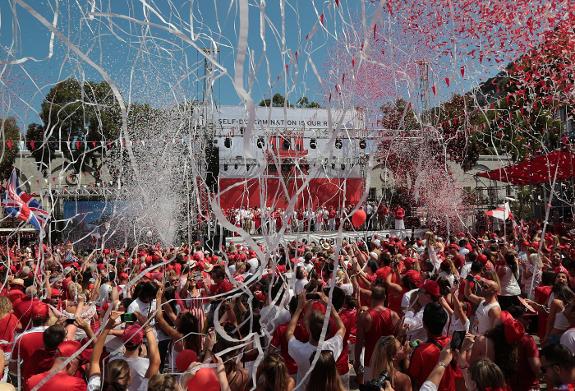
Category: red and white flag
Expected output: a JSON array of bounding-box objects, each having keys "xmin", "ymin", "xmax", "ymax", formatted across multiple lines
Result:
[{"xmin": 485, "ymin": 202, "xmax": 513, "ymax": 221}]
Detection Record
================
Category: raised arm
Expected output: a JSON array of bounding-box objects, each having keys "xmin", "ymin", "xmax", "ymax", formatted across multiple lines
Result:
[
  {"xmin": 144, "ymin": 325, "xmax": 161, "ymax": 378},
  {"xmin": 286, "ymin": 293, "xmax": 305, "ymax": 341},
  {"xmin": 89, "ymin": 311, "xmax": 120, "ymax": 377}
]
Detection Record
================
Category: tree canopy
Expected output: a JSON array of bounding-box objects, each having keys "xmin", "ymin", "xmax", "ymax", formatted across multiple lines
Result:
[{"xmin": 0, "ymin": 118, "xmax": 20, "ymax": 179}]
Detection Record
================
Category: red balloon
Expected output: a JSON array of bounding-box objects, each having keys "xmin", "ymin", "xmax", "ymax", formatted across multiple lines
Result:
[{"xmin": 351, "ymin": 209, "xmax": 367, "ymax": 228}]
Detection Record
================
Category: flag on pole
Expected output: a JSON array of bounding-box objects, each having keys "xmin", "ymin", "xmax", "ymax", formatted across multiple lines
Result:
[
  {"xmin": 485, "ymin": 202, "xmax": 513, "ymax": 221},
  {"xmin": 2, "ymin": 169, "xmax": 49, "ymax": 231}
]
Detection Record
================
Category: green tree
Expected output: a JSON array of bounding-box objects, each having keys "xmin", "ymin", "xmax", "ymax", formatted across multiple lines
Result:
[
  {"xmin": 296, "ymin": 96, "xmax": 321, "ymax": 108},
  {"xmin": 40, "ymin": 78, "xmax": 121, "ymax": 177},
  {"xmin": 26, "ymin": 123, "xmax": 56, "ymax": 176},
  {"xmin": 0, "ymin": 118, "xmax": 20, "ymax": 180},
  {"xmin": 259, "ymin": 93, "xmax": 293, "ymax": 107}
]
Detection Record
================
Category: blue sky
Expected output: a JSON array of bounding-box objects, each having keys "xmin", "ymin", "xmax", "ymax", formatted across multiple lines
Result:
[{"xmin": 0, "ymin": 0, "xmax": 502, "ymax": 131}]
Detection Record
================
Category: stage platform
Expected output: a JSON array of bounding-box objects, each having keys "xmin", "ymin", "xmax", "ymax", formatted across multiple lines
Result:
[{"xmin": 227, "ymin": 228, "xmax": 427, "ymax": 244}]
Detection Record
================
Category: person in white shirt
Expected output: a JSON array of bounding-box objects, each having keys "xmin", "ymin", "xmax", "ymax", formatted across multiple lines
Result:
[
  {"xmin": 294, "ymin": 266, "xmax": 309, "ymax": 295},
  {"xmin": 286, "ymin": 292, "xmax": 346, "ymax": 389}
]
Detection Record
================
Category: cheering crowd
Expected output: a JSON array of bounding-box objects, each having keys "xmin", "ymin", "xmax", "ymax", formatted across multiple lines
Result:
[{"xmin": 0, "ymin": 222, "xmax": 574, "ymax": 391}]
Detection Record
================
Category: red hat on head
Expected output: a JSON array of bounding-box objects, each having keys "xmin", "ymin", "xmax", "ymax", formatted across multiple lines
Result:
[
  {"xmin": 404, "ymin": 270, "xmax": 423, "ymax": 288},
  {"xmin": 554, "ymin": 265, "xmax": 569, "ymax": 275},
  {"xmin": 477, "ymin": 253, "xmax": 488, "ymax": 265},
  {"xmin": 500, "ymin": 311, "xmax": 524, "ymax": 344},
  {"xmin": 121, "ymin": 325, "xmax": 144, "ymax": 346},
  {"xmin": 176, "ymin": 349, "xmax": 198, "ymax": 372},
  {"xmin": 416, "ymin": 239, "xmax": 423, "ymax": 246},
  {"xmin": 421, "ymin": 280, "xmax": 441, "ymax": 299},
  {"xmin": 119, "ymin": 272, "xmax": 129, "ymax": 280},
  {"xmin": 186, "ymin": 368, "xmax": 220, "ymax": 391},
  {"xmin": 453, "ymin": 254, "xmax": 465, "ymax": 269},
  {"xmin": 56, "ymin": 340, "xmax": 84, "ymax": 361},
  {"xmin": 31, "ymin": 302, "xmax": 50, "ymax": 321},
  {"xmin": 97, "ymin": 264, "xmax": 105, "ymax": 270},
  {"xmin": 103, "ymin": 249, "xmax": 110, "ymax": 255}
]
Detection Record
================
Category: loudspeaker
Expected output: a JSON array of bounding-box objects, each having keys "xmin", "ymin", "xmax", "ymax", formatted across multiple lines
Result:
[{"xmin": 205, "ymin": 143, "xmax": 219, "ymax": 192}]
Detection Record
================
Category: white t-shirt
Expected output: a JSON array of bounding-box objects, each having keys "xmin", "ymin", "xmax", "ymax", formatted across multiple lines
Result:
[
  {"xmin": 560, "ymin": 328, "xmax": 575, "ymax": 355},
  {"xmin": 401, "ymin": 288, "xmax": 418, "ymax": 312},
  {"xmin": 288, "ymin": 334, "xmax": 343, "ymax": 388},
  {"xmin": 127, "ymin": 298, "xmax": 168, "ymax": 341},
  {"xmin": 106, "ymin": 355, "xmax": 150, "ymax": 391},
  {"xmin": 499, "ymin": 266, "xmax": 521, "ymax": 296},
  {"xmin": 294, "ymin": 278, "xmax": 309, "ymax": 295},
  {"xmin": 460, "ymin": 262, "xmax": 472, "ymax": 279}
]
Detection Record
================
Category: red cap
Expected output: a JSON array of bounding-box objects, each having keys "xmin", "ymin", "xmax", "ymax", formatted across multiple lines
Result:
[
  {"xmin": 31, "ymin": 302, "xmax": 50, "ymax": 321},
  {"xmin": 500, "ymin": 311, "xmax": 525, "ymax": 344},
  {"xmin": 404, "ymin": 270, "xmax": 423, "ymax": 288},
  {"xmin": 453, "ymin": 254, "xmax": 465, "ymax": 269},
  {"xmin": 121, "ymin": 325, "xmax": 144, "ymax": 346},
  {"xmin": 477, "ymin": 253, "xmax": 488, "ymax": 265},
  {"xmin": 57, "ymin": 340, "xmax": 83, "ymax": 358},
  {"xmin": 186, "ymin": 368, "xmax": 220, "ymax": 391},
  {"xmin": 176, "ymin": 349, "xmax": 198, "ymax": 372},
  {"xmin": 421, "ymin": 280, "xmax": 441, "ymax": 299}
]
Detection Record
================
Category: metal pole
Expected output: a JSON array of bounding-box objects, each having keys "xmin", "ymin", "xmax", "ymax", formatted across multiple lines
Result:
[{"xmin": 529, "ymin": 163, "xmax": 560, "ymax": 298}]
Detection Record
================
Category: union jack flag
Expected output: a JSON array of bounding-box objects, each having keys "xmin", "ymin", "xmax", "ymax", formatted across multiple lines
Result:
[{"xmin": 2, "ymin": 169, "xmax": 49, "ymax": 232}]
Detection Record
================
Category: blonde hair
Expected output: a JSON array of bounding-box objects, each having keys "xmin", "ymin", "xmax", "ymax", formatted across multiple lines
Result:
[
  {"xmin": 148, "ymin": 374, "xmax": 179, "ymax": 391},
  {"xmin": 369, "ymin": 336, "xmax": 398, "ymax": 384},
  {"xmin": 528, "ymin": 253, "xmax": 543, "ymax": 269},
  {"xmin": 0, "ymin": 297, "xmax": 12, "ymax": 317}
]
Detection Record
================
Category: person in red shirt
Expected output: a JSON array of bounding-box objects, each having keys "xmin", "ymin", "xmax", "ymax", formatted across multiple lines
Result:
[
  {"xmin": 208, "ymin": 265, "xmax": 234, "ymax": 295},
  {"xmin": 377, "ymin": 204, "xmax": 389, "ymax": 230},
  {"xmin": 270, "ymin": 296, "xmax": 308, "ymax": 376},
  {"xmin": 0, "ymin": 296, "xmax": 21, "ymax": 354},
  {"xmin": 506, "ymin": 306, "xmax": 541, "ymax": 391},
  {"xmin": 26, "ymin": 340, "xmax": 87, "ymax": 391},
  {"xmin": 10, "ymin": 302, "xmax": 52, "ymax": 387},
  {"xmin": 408, "ymin": 302, "xmax": 456, "ymax": 391},
  {"xmin": 354, "ymin": 285, "xmax": 400, "ymax": 384},
  {"xmin": 13, "ymin": 289, "xmax": 43, "ymax": 331},
  {"xmin": 394, "ymin": 206, "xmax": 405, "ymax": 230},
  {"xmin": 5, "ymin": 278, "xmax": 26, "ymax": 304}
]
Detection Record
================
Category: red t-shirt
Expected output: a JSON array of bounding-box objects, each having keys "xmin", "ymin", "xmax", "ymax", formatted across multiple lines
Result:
[
  {"xmin": 13, "ymin": 297, "xmax": 42, "ymax": 330},
  {"xmin": 0, "ymin": 313, "xmax": 19, "ymax": 352},
  {"xmin": 270, "ymin": 321, "xmax": 308, "ymax": 375},
  {"xmin": 26, "ymin": 370, "xmax": 87, "ymax": 391},
  {"xmin": 210, "ymin": 279, "xmax": 234, "ymax": 295},
  {"xmin": 11, "ymin": 329, "xmax": 48, "ymax": 380},
  {"xmin": 364, "ymin": 307, "xmax": 396, "ymax": 366},
  {"xmin": 408, "ymin": 335, "xmax": 457, "ymax": 391},
  {"xmin": 507, "ymin": 334, "xmax": 539, "ymax": 391}
]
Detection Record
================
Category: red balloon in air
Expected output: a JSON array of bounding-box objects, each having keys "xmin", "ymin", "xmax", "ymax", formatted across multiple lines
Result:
[{"xmin": 351, "ymin": 209, "xmax": 367, "ymax": 228}]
